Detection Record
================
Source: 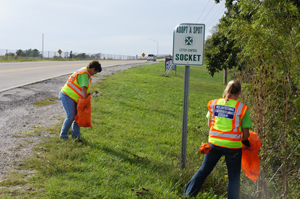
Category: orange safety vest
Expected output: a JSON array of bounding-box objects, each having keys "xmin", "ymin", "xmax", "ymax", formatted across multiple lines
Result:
[
  {"xmin": 61, "ymin": 67, "xmax": 91, "ymax": 103},
  {"xmin": 207, "ymin": 98, "xmax": 248, "ymax": 149}
]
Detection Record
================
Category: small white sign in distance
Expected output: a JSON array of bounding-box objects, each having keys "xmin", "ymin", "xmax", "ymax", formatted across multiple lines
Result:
[{"xmin": 172, "ymin": 23, "xmax": 205, "ymax": 66}]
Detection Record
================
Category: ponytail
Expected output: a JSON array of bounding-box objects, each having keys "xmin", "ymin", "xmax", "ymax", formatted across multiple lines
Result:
[{"xmin": 222, "ymin": 80, "xmax": 241, "ymax": 104}]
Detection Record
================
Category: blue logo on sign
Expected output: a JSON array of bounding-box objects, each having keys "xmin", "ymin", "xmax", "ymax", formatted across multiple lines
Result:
[{"xmin": 214, "ymin": 105, "xmax": 236, "ymax": 120}]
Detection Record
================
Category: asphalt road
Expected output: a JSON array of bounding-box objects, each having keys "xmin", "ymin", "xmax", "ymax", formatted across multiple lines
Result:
[{"xmin": 0, "ymin": 60, "xmax": 149, "ymax": 92}]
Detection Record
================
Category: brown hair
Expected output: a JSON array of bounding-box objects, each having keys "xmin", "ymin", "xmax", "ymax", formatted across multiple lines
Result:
[
  {"xmin": 222, "ymin": 80, "xmax": 241, "ymax": 104},
  {"xmin": 88, "ymin": 60, "xmax": 102, "ymax": 72}
]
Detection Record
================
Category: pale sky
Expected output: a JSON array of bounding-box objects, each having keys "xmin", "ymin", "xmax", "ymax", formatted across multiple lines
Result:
[{"xmin": 0, "ymin": 0, "xmax": 226, "ymax": 56}]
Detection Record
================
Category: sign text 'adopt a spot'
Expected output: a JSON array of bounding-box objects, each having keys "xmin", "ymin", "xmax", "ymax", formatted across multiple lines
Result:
[{"xmin": 172, "ymin": 23, "xmax": 205, "ymax": 66}]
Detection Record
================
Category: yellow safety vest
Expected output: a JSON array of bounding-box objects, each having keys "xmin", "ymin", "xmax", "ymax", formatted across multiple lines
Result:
[
  {"xmin": 61, "ymin": 67, "xmax": 91, "ymax": 103},
  {"xmin": 207, "ymin": 98, "xmax": 248, "ymax": 149}
]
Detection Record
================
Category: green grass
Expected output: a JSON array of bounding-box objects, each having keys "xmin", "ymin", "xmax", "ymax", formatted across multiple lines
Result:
[
  {"xmin": 32, "ymin": 97, "xmax": 58, "ymax": 107},
  {"xmin": 0, "ymin": 62, "xmax": 227, "ymax": 198},
  {"xmin": 13, "ymin": 126, "xmax": 44, "ymax": 138}
]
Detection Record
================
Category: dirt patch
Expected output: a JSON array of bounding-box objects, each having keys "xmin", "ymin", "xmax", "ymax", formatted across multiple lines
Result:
[{"xmin": 0, "ymin": 62, "xmax": 156, "ymax": 181}]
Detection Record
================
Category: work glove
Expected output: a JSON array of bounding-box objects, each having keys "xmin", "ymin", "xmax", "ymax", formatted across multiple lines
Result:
[{"xmin": 242, "ymin": 139, "xmax": 251, "ymax": 147}]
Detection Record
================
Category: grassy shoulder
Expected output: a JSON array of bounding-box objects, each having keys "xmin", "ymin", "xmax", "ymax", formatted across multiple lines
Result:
[
  {"xmin": 0, "ymin": 62, "xmax": 227, "ymax": 198},
  {"xmin": 32, "ymin": 97, "xmax": 58, "ymax": 107}
]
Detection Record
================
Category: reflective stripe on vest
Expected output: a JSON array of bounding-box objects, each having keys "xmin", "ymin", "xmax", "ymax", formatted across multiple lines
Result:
[
  {"xmin": 232, "ymin": 102, "xmax": 246, "ymax": 132},
  {"xmin": 209, "ymin": 130, "xmax": 241, "ymax": 139},
  {"xmin": 208, "ymin": 99, "xmax": 218, "ymax": 120},
  {"xmin": 70, "ymin": 68, "xmax": 88, "ymax": 82},
  {"xmin": 208, "ymin": 99, "xmax": 219, "ymax": 127},
  {"xmin": 207, "ymin": 98, "xmax": 248, "ymax": 149},
  {"xmin": 66, "ymin": 81, "xmax": 83, "ymax": 96},
  {"xmin": 61, "ymin": 67, "xmax": 91, "ymax": 102}
]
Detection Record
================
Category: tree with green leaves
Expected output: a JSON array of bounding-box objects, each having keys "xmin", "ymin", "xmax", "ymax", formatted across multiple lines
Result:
[
  {"xmin": 205, "ymin": 28, "xmax": 240, "ymax": 84},
  {"xmin": 210, "ymin": 0, "xmax": 300, "ymax": 198},
  {"xmin": 16, "ymin": 49, "xmax": 25, "ymax": 57},
  {"xmin": 31, "ymin": 49, "xmax": 40, "ymax": 57},
  {"xmin": 24, "ymin": 49, "xmax": 41, "ymax": 58},
  {"xmin": 204, "ymin": 0, "xmax": 243, "ymax": 84}
]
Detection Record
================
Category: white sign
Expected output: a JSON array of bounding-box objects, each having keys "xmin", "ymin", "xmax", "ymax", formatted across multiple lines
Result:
[{"xmin": 172, "ymin": 23, "xmax": 205, "ymax": 66}]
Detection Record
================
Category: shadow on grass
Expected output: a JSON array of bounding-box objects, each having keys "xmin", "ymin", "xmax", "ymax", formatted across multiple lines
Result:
[{"xmin": 87, "ymin": 141, "xmax": 181, "ymax": 180}]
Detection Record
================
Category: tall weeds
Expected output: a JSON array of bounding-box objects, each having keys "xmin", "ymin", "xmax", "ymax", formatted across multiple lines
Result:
[
  {"xmin": 219, "ymin": 1, "xmax": 300, "ymax": 198},
  {"xmin": 237, "ymin": 54, "xmax": 300, "ymax": 198}
]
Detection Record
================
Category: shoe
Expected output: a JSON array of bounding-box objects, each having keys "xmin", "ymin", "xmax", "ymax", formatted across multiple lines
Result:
[
  {"xmin": 73, "ymin": 136, "xmax": 82, "ymax": 143},
  {"xmin": 60, "ymin": 136, "xmax": 69, "ymax": 140}
]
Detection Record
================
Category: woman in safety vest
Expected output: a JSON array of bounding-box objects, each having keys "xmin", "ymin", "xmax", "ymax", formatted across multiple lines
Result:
[
  {"xmin": 183, "ymin": 80, "xmax": 252, "ymax": 199},
  {"xmin": 59, "ymin": 60, "xmax": 102, "ymax": 142}
]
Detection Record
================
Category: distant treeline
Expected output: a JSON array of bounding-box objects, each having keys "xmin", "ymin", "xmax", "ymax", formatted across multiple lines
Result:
[
  {"xmin": 4, "ymin": 49, "xmax": 96, "ymax": 59},
  {"xmin": 1, "ymin": 49, "xmax": 145, "ymax": 60},
  {"xmin": 13, "ymin": 49, "xmax": 41, "ymax": 57}
]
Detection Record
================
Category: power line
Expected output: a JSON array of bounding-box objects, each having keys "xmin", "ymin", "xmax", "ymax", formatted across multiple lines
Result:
[
  {"xmin": 206, "ymin": 4, "xmax": 225, "ymax": 26},
  {"xmin": 202, "ymin": 2, "xmax": 217, "ymax": 22},
  {"xmin": 206, "ymin": 7, "xmax": 226, "ymax": 28},
  {"xmin": 204, "ymin": 8, "xmax": 226, "ymax": 39},
  {"xmin": 196, "ymin": 0, "xmax": 210, "ymax": 23}
]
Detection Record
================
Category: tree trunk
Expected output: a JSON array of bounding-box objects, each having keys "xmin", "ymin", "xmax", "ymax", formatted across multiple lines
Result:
[{"xmin": 223, "ymin": 67, "xmax": 227, "ymax": 84}]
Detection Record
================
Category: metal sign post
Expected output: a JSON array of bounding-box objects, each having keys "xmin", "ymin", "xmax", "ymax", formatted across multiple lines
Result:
[
  {"xmin": 181, "ymin": 65, "xmax": 190, "ymax": 169},
  {"xmin": 172, "ymin": 23, "xmax": 205, "ymax": 169}
]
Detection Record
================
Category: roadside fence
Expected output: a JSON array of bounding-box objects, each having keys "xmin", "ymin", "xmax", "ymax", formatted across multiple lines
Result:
[{"xmin": 0, "ymin": 49, "xmax": 154, "ymax": 60}]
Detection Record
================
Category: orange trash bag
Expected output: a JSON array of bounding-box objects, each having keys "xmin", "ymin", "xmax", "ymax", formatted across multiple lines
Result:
[
  {"xmin": 200, "ymin": 142, "xmax": 212, "ymax": 154},
  {"xmin": 242, "ymin": 131, "xmax": 262, "ymax": 182},
  {"xmin": 74, "ymin": 95, "xmax": 93, "ymax": 128}
]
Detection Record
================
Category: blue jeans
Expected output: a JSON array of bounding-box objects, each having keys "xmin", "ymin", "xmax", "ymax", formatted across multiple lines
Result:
[
  {"xmin": 59, "ymin": 91, "xmax": 81, "ymax": 140},
  {"xmin": 184, "ymin": 143, "xmax": 242, "ymax": 199}
]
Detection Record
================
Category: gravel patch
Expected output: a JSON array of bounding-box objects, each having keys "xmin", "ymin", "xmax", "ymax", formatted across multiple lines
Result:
[{"xmin": 0, "ymin": 62, "xmax": 156, "ymax": 181}]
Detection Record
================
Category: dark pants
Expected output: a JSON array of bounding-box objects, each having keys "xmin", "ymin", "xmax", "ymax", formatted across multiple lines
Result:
[{"xmin": 184, "ymin": 143, "xmax": 242, "ymax": 199}]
